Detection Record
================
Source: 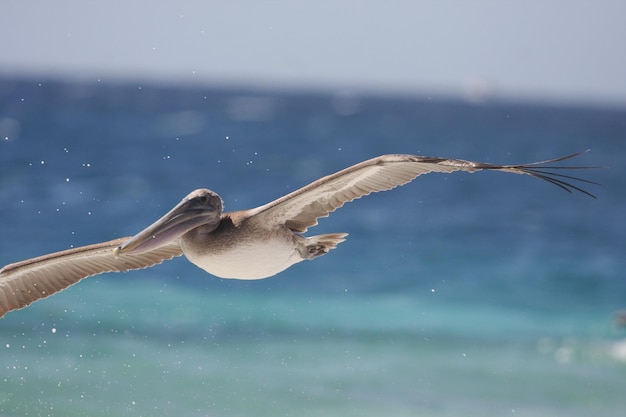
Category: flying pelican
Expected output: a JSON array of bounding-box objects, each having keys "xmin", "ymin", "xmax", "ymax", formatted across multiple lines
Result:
[{"xmin": 0, "ymin": 151, "xmax": 598, "ymax": 318}]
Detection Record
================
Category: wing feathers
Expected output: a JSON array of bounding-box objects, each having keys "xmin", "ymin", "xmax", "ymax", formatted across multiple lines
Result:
[
  {"xmin": 251, "ymin": 153, "xmax": 596, "ymax": 233},
  {"xmin": 0, "ymin": 238, "xmax": 183, "ymax": 318},
  {"xmin": 251, "ymin": 155, "xmax": 466, "ymax": 232}
]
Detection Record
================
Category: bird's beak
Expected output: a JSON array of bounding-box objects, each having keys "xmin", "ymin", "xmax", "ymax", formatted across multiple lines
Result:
[{"xmin": 116, "ymin": 196, "xmax": 221, "ymax": 255}]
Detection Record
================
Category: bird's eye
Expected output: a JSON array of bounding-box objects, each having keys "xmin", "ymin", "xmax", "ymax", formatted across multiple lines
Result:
[{"xmin": 198, "ymin": 195, "xmax": 209, "ymax": 204}]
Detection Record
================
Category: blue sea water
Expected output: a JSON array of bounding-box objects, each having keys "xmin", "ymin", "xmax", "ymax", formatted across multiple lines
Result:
[{"xmin": 0, "ymin": 78, "xmax": 624, "ymax": 416}]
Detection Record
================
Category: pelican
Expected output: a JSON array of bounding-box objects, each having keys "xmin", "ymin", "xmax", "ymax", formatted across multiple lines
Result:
[{"xmin": 0, "ymin": 151, "xmax": 599, "ymax": 318}]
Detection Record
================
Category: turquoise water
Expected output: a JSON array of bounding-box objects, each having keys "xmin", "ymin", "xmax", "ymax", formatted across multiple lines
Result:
[
  {"xmin": 1, "ymin": 78, "xmax": 625, "ymax": 416},
  {"xmin": 3, "ymin": 282, "xmax": 624, "ymax": 416}
]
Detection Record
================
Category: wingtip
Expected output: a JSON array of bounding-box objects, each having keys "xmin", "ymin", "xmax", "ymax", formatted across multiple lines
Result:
[{"xmin": 511, "ymin": 150, "xmax": 604, "ymax": 198}]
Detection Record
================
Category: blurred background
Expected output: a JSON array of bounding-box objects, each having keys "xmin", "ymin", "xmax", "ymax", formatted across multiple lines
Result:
[
  {"xmin": 1, "ymin": 1, "xmax": 625, "ymax": 106},
  {"xmin": 1, "ymin": 2, "xmax": 625, "ymax": 417}
]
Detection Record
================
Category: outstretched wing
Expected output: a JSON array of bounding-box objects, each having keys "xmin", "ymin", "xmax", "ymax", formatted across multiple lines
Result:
[
  {"xmin": 0, "ymin": 237, "xmax": 183, "ymax": 318},
  {"xmin": 248, "ymin": 151, "xmax": 598, "ymax": 233}
]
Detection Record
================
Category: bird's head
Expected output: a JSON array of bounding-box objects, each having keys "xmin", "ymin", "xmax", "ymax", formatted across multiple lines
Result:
[{"xmin": 116, "ymin": 189, "xmax": 223, "ymax": 255}]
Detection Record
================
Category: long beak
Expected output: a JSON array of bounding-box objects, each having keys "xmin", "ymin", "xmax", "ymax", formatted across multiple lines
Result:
[{"xmin": 116, "ymin": 197, "xmax": 221, "ymax": 255}]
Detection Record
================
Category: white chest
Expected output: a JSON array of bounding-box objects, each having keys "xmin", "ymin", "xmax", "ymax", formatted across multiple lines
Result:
[{"xmin": 181, "ymin": 237, "xmax": 303, "ymax": 280}]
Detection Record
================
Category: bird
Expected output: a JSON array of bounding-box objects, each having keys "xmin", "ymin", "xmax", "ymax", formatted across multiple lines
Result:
[{"xmin": 0, "ymin": 151, "xmax": 599, "ymax": 318}]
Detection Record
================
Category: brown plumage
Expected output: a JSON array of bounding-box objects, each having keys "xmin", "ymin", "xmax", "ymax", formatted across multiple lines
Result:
[{"xmin": 0, "ymin": 151, "xmax": 599, "ymax": 318}]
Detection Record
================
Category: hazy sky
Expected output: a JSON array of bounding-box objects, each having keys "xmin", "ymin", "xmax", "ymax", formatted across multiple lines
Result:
[{"xmin": 1, "ymin": 1, "xmax": 625, "ymax": 106}]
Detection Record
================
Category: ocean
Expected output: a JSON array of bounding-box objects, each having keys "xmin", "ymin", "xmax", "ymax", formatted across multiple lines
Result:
[{"xmin": 0, "ymin": 78, "xmax": 624, "ymax": 416}]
